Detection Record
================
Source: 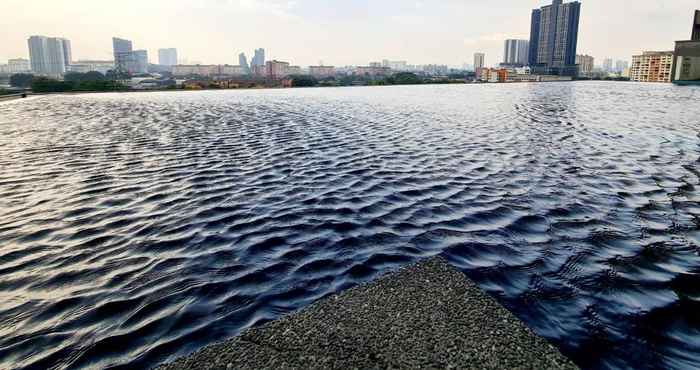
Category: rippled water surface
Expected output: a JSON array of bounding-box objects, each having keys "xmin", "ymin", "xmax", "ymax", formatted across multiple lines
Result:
[{"xmin": 1, "ymin": 83, "xmax": 699, "ymax": 370}]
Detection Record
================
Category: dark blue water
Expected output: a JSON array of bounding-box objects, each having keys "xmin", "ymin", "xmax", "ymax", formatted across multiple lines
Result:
[{"xmin": 0, "ymin": 82, "xmax": 698, "ymax": 370}]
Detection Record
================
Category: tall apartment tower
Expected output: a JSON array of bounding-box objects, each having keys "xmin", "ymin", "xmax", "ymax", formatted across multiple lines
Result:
[
  {"xmin": 239, "ymin": 53, "xmax": 249, "ymax": 70},
  {"xmin": 503, "ymin": 39, "xmax": 529, "ymax": 66},
  {"xmin": 251, "ymin": 48, "xmax": 266, "ymax": 67},
  {"xmin": 158, "ymin": 48, "xmax": 178, "ymax": 66},
  {"xmin": 27, "ymin": 36, "xmax": 70, "ymax": 76},
  {"xmin": 474, "ymin": 53, "xmax": 485, "ymax": 70},
  {"xmin": 528, "ymin": 0, "xmax": 581, "ymax": 76},
  {"xmin": 113, "ymin": 37, "xmax": 148, "ymax": 74},
  {"xmin": 113, "ymin": 37, "xmax": 133, "ymax": 73}
]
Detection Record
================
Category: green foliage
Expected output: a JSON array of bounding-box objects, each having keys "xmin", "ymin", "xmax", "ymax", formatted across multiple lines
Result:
[
  {"xmin": 0, "ymin": 88, "xmax": 11, "ymax": 95},
  {"xmin": 290, "ymin": 75, "xmax": 318, "ymax": 87},
  {"xmin": 31, "ymin": 77, "xmax": 74, "ymax": 93},
  {"xmin": 30, "ymin": 75, "xmax": 126, "ymax": 93},
  {"xmin": 64, "ymin": 71, "xmax": 107, "ymax": 83},
  {"xmin": 386, "ymin": 72, "xmax": 423, "ymax": 85},
  {"xmin": 10, "ymin": 73, "xmax": 34, "ymax": 88}
]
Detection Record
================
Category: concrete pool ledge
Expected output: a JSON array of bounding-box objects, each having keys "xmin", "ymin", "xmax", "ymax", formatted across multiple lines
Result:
[{"xmin": 157, "ymin": 257, "xmax": 577, "ymax": 370}]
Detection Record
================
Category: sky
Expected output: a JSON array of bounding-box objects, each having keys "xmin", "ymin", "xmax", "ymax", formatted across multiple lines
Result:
[{"xmin": 1, "ymin": 0, "xmax": 698, "ymax": 67}]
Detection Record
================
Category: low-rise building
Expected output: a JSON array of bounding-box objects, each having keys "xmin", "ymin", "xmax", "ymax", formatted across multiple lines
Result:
[
  {"xmin": 480, "ymin": 68, "xmax": 508, "ymax": 82},
  {"xmin": 354, "ymin": 66, "xmax": 391, "ymax": 77},
  {"xmin": 8, "ymin": 58, "xmax": 31, "ymax": 74},
  {"xmin": 576, "ymin": 54, "xmax": 595, "ymax": 77},
  {"xmin": 286, "ymin": 65, "xmax": 302, "ymax": 75},
  {"xmin": 68, "ymin": 60, "xmax": 114, "ymax": 74},
  {"xmin": 309, "ymin": 66, "xmax": 335, "ymax": 78},
  {"xmin": 172, "ymin": 64, "xmax": 247, "ymax": 77},
  {"xmin": 630, "ymin": 51, "xmax": 674, "ymax": 82},
  {"xmin": 266, "ymin": 60, "xmax": 290, "ymax": 79}
]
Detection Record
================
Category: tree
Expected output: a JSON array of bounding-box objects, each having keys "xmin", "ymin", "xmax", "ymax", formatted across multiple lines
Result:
[
  {"xmin": 388, "ymin": 72, "xmax": 423, "ymax": 85},
  {"xmin": 10, "ymin": 73, "xmax": 34, "ymax": 88},
  {"xmin": 31, "ymin": 77, "xmax": 74, "ymax": 93},
  {"xmin": 290, "ymin": 75, "xmax": 318, "ymax": 87},
  {"xmin": 65, "ymin": 71, "xmax": 108, "ymax": 83}
]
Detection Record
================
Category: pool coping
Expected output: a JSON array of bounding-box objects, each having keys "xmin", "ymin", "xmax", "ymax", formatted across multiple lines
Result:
[{"xmin": 156, "ymin": 257, "xmax": 577, "ymax": 369}]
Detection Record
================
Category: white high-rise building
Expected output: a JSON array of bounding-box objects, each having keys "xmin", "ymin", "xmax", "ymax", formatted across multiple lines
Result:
[
  {"xmin": 503, "ymin": 39, "xmax": 529, "ymax": 66},
  {"xmin": 474, "ymin": 53, "xmax": 485, "ymax": 70},
  {"xmin": 27, "ymin": 36, "xmax": 71, "ymax": 76},
  {"xmin": 158, "ymin": 48, "xmax": 178, "ymax": 66}
]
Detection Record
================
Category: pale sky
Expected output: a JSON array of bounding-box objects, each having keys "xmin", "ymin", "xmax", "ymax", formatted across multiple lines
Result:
[{"xmin": 1, "ymin": 0, "xmax": 697, "ymax": 67}]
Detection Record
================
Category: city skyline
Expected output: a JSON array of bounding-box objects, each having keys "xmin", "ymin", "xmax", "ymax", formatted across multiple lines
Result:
[{"xmin": 1, "ymin": 0, "xmax": 697, "ymax": 67}]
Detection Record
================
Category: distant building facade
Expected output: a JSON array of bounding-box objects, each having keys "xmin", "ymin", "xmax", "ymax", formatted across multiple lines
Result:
[
  {"xmin": 251, "ymin": 48, "xmax": 266, "ymax": 67},
  {"xmin": 239, "ymin": 53, "xmax": 249, "ymax": 71},
  {"xmin": 603, "ymin": 58, "xmax": 613, "ymax": 72},
  {"xmin": 266, "ymin": 60, "xmax": 290, "ymax": 79},
  {"xmin": 630, "ymin": 51, "xmax": 674, "ymax": 82},
  {"xmin": 382, "ymin": 60, "xmax": 408, "ymax": 71},
  {"xmin": 354, "ymin": 66, "xmax": 391, "ymax": 77},
  {"xmin": 27, "ymin": 36, "xmax": 71, "ymax": 76},
  {"xmin": 113, "ymin": 37, "xmax": 148, "ymax": 74},
  {"xmin": 528, "ymin": 0, "xmax": 581, "ymax": 76},
  {"xmin": 8, "ymin": 58, "xmax": 31, "ymax": 74},
  {"xmin": 172, "ymin": 65, "xmax": 247, "ymax": 77},
  {"xmin": 309, "ymin": 66, "xmax": 335, "ymax": 78},
  {"xmin": 503, "ymin": 40, "xmax": 529, "ymax": 66},
  {"xmin": 132, "ymin": 50, "xmax": 149, "ymax": 74},
  {"xmin": 474, "ymin": 52, "xmax": 485, "ymax": 79},
  {"xmin": 422, "ymin": 64, "xmax": 449, "ymax": 76},
  {"xmin": 575, "ymin": 54, "xmax": 594, "ymax": 76},
  {"xmin": 473, "ymin": 53, "xmax": 485, "ymax": 70},
  {"xmin": 158, "ymin": 48, "xmax": 178, "ymax": 66},
  {"xmin": 671, "ymin": 10, "xmax": 700, "ymax": 84},
  {"xmin": 67, "ymin": 60, "xmax": 114, "ymax": 74},
  {"xmin": 615, "ymin": 60, "xmax": 629, "ymax": 73}
]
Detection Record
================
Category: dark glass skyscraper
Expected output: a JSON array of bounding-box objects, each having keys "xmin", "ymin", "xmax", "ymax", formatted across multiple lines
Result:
[{"xmin": 528, "ymin": 0, "xmax": 581, "ymax": 76}]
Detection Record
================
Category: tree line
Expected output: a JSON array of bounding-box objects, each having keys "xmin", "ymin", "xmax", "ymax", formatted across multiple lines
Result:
[{"xmin": 10, "ymin": 72, "xmax": 127, "ymax": 93}]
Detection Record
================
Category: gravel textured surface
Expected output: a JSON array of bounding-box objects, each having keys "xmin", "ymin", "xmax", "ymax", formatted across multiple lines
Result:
[{"xmin": 156, "ymin": 257, "xmax": 578, "ymax": 370}]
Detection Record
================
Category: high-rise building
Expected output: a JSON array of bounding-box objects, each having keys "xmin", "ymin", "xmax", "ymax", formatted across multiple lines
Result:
[
  {"xmin": 113, "ymin": 37, "xmax": 133, "ymax": 73},
  {"xmin": 474, "ymin": 53, "xmax": 485, "ymax": 69},
  {"xmin": 113, "ymin": 37, "xmax": 148, "ymax": 74},
  {"xmin": 59, "ymin": 38, "xmax": 72, "ymax": 66},
  {"xmin": 630, "ymin": 51, "xmax": 674, "ymax": 82},
  {"xmin": 474, "ymin": 52, "xmax": 486, "ymax": 79},
  {"xmin": 239, "ymin": 53, "xmax": 249, "ymax": 71},
  {"xmin": 671, "ymin": 10, "xmax": 700, "ymax": 83},
  {"xmin": 528, "ymin": 0, "xmax": 581, "ymax": 76},
  {"xmin": 251, "ymin": 48, "xmax": 266, "ymax": 67},
  {"xmin": 575, "ymin": 54, "xmax": 594, "ymax": 76},
  {"xmin": 603, "ymin": 58, "xmax": 613, "ymax": 72},
  {"xmin": 158, "ymin": 48, "xmax": 178, "ymax": 66},
  {"xmin": 132, "ymin": 50, "xmax": 149, "ymax": 74},
  {"xmin": 503, "ymin": 39, "xmax": 529, "ymax": 66},
  {"xmin": 27, "ymin": 36, "xmax": 70, "ymax": 76}
]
